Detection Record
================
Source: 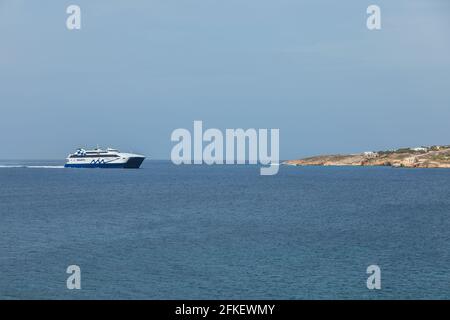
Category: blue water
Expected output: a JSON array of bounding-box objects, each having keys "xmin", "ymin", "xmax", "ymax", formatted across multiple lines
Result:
[{"xmin": 1, "ymin": 160, "xmax": 449, "ymax": 299}]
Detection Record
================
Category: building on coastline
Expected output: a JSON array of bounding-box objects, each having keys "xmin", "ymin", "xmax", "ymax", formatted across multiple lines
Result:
[
  {"xmin": 411, "ymin": 147, "xmax": 428, "ymax": 152},
  {"xmin": 363, "ymin": 151, "xmax": 378, "ymax": 158}
]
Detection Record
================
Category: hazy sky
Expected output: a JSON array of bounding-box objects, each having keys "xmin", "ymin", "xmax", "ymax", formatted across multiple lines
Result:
[{"xmin": 1, "ymin": 0, "xmax": 449, "ymax": 159}]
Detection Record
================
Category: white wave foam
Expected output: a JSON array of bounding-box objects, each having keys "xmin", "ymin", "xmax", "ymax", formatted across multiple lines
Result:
[
  {"xmin": 0, "ymin": 165, "xmax": 65, "ymax": 169},
  {"xmin": 27, "ymin": 166, "xmax": 65, "ymax": 169},
  {"xmin": 0, "ymin": 165, "xmax": 25, "ymax": 168}
]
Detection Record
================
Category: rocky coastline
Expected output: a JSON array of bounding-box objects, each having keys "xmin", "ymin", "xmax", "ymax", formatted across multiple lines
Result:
[{"xmin": 284, "ymin": 146, "xmax": 450, "ymax": 168}]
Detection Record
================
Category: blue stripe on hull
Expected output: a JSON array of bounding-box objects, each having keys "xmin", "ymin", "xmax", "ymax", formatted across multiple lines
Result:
[
  {"xmin": 64, "ymin": 163, "xmax": 126, "ymax": 168},
  {"xmin": 65, "ymin": 157, "xmax": 144, "ymax": 169}
]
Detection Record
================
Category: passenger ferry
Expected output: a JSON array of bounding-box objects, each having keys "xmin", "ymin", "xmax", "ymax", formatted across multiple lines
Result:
[{"xmin": 65, "ymin": 147, "xmax": 145, "ymax": 169}]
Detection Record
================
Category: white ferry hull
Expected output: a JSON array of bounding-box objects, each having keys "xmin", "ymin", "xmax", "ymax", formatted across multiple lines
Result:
[
  {"xmin": 64, "ymin": 148, "xmax": 145, "ymax": 169},
  {"xmin": 64, "ymin": 157, "xmax": 144, "ymax": 169}
]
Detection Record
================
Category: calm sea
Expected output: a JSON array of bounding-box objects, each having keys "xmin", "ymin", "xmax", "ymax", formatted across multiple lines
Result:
[{"xmin": 0, "ymin": 160, "xmax": 449, "ymax": 299}]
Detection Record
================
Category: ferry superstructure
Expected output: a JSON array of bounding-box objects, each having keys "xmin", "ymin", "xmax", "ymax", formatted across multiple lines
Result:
[{"xmin": 65, "ymin": 147, "xmax": 145, "ymax": 169}]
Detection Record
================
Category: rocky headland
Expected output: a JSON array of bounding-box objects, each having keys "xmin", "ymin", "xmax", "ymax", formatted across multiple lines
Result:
[{"xmin": 284, "ymin": 145, "xmax": 450, "ymax": 168}]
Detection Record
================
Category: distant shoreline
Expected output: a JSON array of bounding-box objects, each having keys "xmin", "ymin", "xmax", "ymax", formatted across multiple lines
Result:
[{"xmin": 284, "ymin": 145, "xmax": 450, "ymax": 168}]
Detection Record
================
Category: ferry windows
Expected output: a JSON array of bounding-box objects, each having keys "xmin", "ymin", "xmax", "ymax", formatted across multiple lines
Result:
[{"xmin": 70, "ymin": 154, "xmax": 118, "ymax": 158}]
